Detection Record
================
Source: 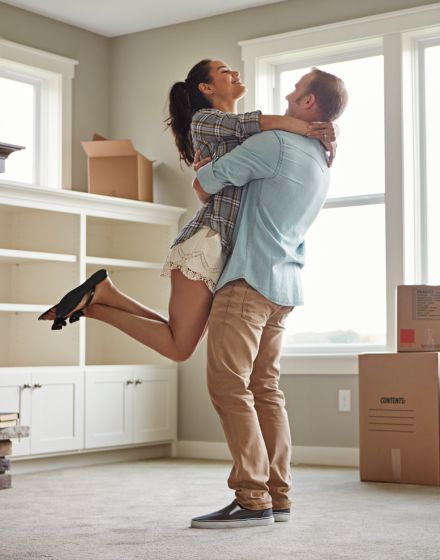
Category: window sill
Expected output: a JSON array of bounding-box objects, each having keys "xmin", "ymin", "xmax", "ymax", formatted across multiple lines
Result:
[{"xmin": 280, "ymin": 353, "xmax": 360, "ymax": 375}]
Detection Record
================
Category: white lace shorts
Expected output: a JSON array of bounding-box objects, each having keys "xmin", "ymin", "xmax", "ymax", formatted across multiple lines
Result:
[{"xmin": 161, "ymin": 226, "xmax": 226, "ymax": 293}]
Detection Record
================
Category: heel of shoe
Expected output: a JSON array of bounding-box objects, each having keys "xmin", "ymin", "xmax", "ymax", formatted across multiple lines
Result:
[
  {"xmin": 69, "ymin": 310, "xmax": 84, "ymax": 323},
  {"xmin": 51, "ymin": 317, "xmax": 67, "ymax": 330}
]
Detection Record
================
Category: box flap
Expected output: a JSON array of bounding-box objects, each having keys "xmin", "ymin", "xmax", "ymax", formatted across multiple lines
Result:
[
  {"xmin": 81, "ymin": 139, "xmax": 137, "ymax": 158},
  {"xmin": 92, "ymin": 133, "xmax": 107, "ymax": 141}
]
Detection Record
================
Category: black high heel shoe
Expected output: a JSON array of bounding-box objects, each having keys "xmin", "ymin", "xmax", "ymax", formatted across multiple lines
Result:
[{"xmin": 38, "ymin": 269, "xmax": 108, "ymax": 330}]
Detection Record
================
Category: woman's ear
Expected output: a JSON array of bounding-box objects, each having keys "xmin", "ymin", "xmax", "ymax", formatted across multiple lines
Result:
[{"xmin": 198, "ymin": 82, "xmax": 213, "ymax": 96}]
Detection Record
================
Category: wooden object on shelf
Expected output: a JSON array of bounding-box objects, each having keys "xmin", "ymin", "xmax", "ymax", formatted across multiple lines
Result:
[{"xmin": 0, "ymin": 142, "xmax": 25, "ymax": 173}]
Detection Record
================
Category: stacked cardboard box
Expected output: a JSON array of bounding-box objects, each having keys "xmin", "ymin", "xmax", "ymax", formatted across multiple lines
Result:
[{"xmin": 359, "ymin": 286, "xmax": 440, "ymax": 485}]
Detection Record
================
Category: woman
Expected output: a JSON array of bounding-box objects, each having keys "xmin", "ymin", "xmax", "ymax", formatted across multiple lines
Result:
[{"xmin": 39, "ymin": 59, "xmax": 335, "ymax": 361}]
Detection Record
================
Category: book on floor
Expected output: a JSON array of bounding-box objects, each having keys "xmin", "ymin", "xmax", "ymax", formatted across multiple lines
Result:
[
  {"xmin": 0, "ymin": 411, "xmax": 20, "ymax": 422},
  {"xmin": 0, "ymin": 420, "xmax": 19, "ymax": 428},
  {"xmin": 0, "ymin": 440, "xmax": 12, "ymax": 455},
  {"xmin": 0, "ymin": 413, "xmax": 19, "ymax": 422},
  {"xmin": 0, "ymin": 473, "xmax": 11, "ymax": 490}
]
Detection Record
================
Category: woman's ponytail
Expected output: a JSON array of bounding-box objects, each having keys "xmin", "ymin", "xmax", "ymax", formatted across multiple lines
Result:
[{"xmin": 166, "ymin": 59, "xmax": 212, "ymax": 166}]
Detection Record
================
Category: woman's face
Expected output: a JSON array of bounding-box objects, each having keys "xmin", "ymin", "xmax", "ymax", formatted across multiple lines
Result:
[{"xmin": 204, "ymin": 60, "xmax": 247, "ymax": 101}]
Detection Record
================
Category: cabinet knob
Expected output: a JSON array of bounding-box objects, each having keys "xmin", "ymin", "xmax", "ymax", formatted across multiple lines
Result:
[
  {"xmin": 33, "ymin": 383, "xmax": 43, "ymax": 389},
  {"xmin": 135, "ymin": 379, "xmax": 143, "ymax": 385},
  {"xmin": 126, "ymin": 380, "xmax": 135, "ymax": 385},
  {"xmin": 22, "ymin": 384, "xmax": 32, "ymax": 389}
]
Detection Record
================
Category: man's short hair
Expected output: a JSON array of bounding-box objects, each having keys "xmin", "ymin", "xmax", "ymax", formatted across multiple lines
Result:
[{"xmin": 306, "ymin": 68, "xmax": 348, "ymax": 121}]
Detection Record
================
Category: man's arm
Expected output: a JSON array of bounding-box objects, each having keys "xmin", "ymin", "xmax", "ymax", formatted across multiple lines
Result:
[{"xmin": 196, "ymin": 131, "xmax": 282, "ymax": 195}]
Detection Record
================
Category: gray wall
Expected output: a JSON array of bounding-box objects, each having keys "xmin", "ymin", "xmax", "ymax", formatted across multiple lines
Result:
[
  {"xmin": 0, "ymin": 2, "xmax": 111, "ymax": 192},
  {"xmin": 1, "ymin": 0, "xmax": 437, "ymax": 449}
]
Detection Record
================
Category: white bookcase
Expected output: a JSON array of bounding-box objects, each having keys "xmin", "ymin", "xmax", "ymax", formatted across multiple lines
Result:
[{"xmin": 0, "ymin": 182, "xmax": 186, "ymax": 459}]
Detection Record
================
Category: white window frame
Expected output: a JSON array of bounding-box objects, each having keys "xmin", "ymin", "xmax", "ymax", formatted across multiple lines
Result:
[
  {"xmin": 0, "ymin": 38, "xmax": 78, "ymax": 189},
  {"xmin": 0, "ymin": 66, "xmax": 42, "ymax": 183},
  {"xmin": 238, "ymin": 3, "xmax": 440, "ymax": 374},
  {"xmin": 412, "ymin": 33, "xmax": 440, "ymax": 284}
]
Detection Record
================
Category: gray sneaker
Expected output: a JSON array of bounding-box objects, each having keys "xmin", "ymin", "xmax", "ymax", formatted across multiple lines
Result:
[
  {"xmin": 273, "ymin": 507, "xmax": 290, "ymax": 522},
  {"xmin": 191, "ymin": 499, "xmax": 274, "ymax": 529}
]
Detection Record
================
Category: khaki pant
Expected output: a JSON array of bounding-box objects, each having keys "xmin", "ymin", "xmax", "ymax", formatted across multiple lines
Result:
[{"xmin": 207, "ymin": 279, "xmax": 293, "ymax": 511}]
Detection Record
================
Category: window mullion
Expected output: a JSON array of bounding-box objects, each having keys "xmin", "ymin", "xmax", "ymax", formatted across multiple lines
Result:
[
  {"xmin": 383, "ymin": 33, "xmax": 406, "ymax": 352},
  {"xmin": 416, "ymin": 40, "xmax": 427, "ymax": 284},
  {"xmin": 323, "ymin": 193, "xmax": 384, "ymax": 209}
]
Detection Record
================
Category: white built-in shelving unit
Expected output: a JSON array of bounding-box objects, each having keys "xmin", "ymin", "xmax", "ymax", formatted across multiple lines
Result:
[{"xmin": 0, "ymin": 182, "xmax": 186, "ymax": 459}]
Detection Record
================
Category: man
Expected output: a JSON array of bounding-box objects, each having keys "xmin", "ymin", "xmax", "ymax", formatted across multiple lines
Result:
[{"xmin": 190, "ymin": 68, "xmax": 348, "ymax": 529}]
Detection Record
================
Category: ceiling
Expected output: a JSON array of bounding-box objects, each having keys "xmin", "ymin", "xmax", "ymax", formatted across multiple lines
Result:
[{"xmin": 1, "ymin": 0, "xmax": 286, "ymax": 37}]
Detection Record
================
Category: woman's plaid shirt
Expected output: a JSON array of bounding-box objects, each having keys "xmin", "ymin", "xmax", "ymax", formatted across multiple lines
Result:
[{"xmin": 171, "ymin": 108, "xmax": 261, "ymax": 254}]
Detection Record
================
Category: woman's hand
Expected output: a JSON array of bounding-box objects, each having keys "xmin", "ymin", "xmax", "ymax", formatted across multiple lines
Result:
[
  {"xmin": 307, "ymin": 122, "xmax": 339, "ymax": 167},
  {"xmin": 324, "ymin": 141, "xmax": 337, "ymax": 168},
  {"xmin": 193, "ymin": 177, "xmax": 210, "ymax": 204},
  {"xmin": 307, "ymin": 121, "xmax": 338, "ymax": 143}
]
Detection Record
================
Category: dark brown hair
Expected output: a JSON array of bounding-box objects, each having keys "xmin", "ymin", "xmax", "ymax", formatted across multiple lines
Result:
[
  {"xmin": 166, "ymin": 59, "xmax": 213, "ymax": 166},
  {"xmin": 306, "ymin": 68, "xmax": 348, "ymax": 121}
]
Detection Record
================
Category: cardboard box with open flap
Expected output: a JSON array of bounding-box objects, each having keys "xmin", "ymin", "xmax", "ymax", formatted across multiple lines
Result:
[{"xmin": 81, "ymin": 133, "xmax": 153, "ymax": 202}]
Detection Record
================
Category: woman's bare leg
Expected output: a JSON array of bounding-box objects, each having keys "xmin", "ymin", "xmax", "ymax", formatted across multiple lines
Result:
[
  {"xmin": 83, "ymin": 270, "xmax": 212, "ymax": 361},
  {"xmin": 41, "ymin": 275, "xmax": 168, "ymax": 323}
]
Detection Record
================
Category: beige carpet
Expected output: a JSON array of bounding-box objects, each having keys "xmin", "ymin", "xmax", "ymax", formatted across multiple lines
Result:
[{"xmin": 2, "ymin": 458, "xmax": 440, "ymax": 560}]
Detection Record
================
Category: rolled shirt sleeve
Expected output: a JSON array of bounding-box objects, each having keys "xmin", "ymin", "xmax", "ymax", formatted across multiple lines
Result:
[
  {"xmin": 191, "ymin": 109, "xmax": 262, "ymax": 145},
  {"xmin": 197, "ymin": 131, "xmax": 282, "ymax": 194}
]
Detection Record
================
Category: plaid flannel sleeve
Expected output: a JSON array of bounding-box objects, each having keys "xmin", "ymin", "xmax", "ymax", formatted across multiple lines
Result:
[{"xmin": 191, "ymin": 109, "xmax": 262, "ymax": 145}]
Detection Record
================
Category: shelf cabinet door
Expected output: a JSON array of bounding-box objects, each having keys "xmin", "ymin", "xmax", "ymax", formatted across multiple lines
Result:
[
  {"xmin": 30, "ymin": 370, "xmax": 84, "ymax": 454},
  {"xmin": 0, "ymin": 372, "xmax": 31, "ymax": 456},
  {"xmin": 133, "ymin": 367, "xmax": 177, "ymax": 444},
  {"xmin": 85, "ymin": 369, "xmax": 134, "ymax": 449}
]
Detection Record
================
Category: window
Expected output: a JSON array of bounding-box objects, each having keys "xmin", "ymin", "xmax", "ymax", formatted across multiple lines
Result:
[
  {"xmin": 0, "ymin": 38, "xmax": 77, "ymax": 189},
  {"xmin": 239, "ymin": 3, "xmax": 440, "ymax": 363},
  {"xmin": 277, "ymin": 56, "xmax": 386, "ymax": 351},
  {"xmin": 421, "ymin": 42, "xmax": 440, "ymax": 284},
  {"xmin": 0, "ymin": 71, "xmax": 39, "ymax": 184}
]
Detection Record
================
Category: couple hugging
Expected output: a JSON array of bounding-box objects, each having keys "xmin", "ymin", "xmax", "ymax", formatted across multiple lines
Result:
[{"xmin": 39, "ymin": 58, "xmax": 348, "ymax": 529}]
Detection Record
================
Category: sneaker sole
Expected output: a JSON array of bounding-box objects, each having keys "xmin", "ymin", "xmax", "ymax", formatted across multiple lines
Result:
[
  {"xmin": 191, "ymin": 516, "xmax": 275, "ymax": 529},
  {"xmin": 273, "ymin": 512, "xmax": 290, "ymax": 522}
]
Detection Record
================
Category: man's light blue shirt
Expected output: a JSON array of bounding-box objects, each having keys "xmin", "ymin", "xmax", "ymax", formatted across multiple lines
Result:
[{"xmin": 197, "ymin": 130, "xmax": 330, "ymax": 306}]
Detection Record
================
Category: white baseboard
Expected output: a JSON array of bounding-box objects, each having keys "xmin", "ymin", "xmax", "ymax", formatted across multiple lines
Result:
[
  {"xmin": 11, "ymin": 443, "xmax": 172, "ymax": 475},
  {"xmin": 292, "ymin": 445, "xmax": 359, "ymax": 467},
  {"xmin": 177, "ymin": 440, "xmax": 233, "ymax": 461},
  {"xmin": 9, "ymin": 441, "xmax": 360, "ymax": 475},
  {"xmin": 176, "ymin": 441, "xmax": 360, "ymax": 468}
]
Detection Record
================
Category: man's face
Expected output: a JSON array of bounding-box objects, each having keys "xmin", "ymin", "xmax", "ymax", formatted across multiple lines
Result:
[{"xmin": 285, "ymin": 72, "xmax": 314, "ymax": 118}]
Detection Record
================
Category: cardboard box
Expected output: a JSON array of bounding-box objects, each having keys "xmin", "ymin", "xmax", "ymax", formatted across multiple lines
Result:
[
  {"xmin": 81, "ymin": 134, "xmax": 153, "ymax": 202},
  {"xmin": 359, "ymin": 352, "xmax": 440, "ymax": 485},
  {"xmin": 397, "ymin": 285, "xmax": 440, "ymax": 352}
]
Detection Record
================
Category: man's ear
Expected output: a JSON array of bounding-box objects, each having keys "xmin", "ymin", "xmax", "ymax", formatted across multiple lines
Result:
[
  {"xmin": 304, "ymin": 93, "xmax": 316, "ymax": 109},
  {"xmin": 198, "ymin": 82, "xmax": 213, "ymax": 96}
]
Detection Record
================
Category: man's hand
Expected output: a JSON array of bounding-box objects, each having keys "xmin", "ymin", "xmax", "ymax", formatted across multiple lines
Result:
[
  {"xmin": 192, "ymin": 149, "xmax": 212, "ymax": 204},
  {"xmin": 193, "ymin": 149, "xmax": 212, "ymax": 172},
  {"xmin": 193, "ymin": 177, "xmax": 210, "ymax": 204}
]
